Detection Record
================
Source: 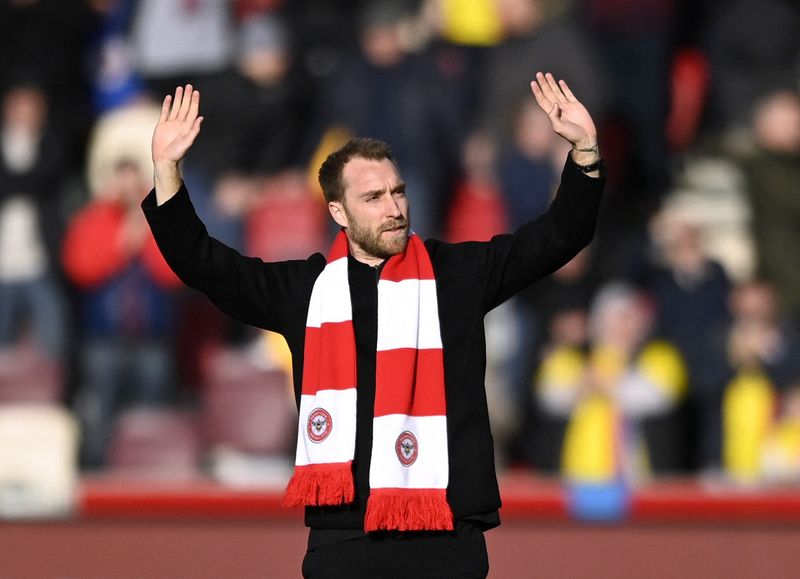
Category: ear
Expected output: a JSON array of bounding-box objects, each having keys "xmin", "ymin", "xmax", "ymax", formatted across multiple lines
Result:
[{"xmin": 328, "ymin": 201, "xmax": 349, "ymax": 229}]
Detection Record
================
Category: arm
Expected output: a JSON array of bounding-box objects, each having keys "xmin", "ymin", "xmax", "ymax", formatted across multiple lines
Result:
[{"xmin": 480, "ymin": 73, "xmax": 604, "ymax": 308}]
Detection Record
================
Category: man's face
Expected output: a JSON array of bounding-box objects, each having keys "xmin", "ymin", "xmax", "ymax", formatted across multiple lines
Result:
[{"xmin": 330, "ymin": 157, "xmax": 410, "ymax": 263}]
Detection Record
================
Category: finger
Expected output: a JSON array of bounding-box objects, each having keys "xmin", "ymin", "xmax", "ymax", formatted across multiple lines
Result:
[
  {"xmin": 188, "ymin": 88, "xmax": 200, "ymax": 121},
  {"xmin": 160, "ymin": 94, "xmax": 172, "ymax": 122},
  {"xmin": 169, "ymin": 86, "xmax": 183, "ymax": 120},
  {"xmin": 178, "ymin": 84, "xmax": 194, "ymax": 119},
  {"xmin": 530, "ymin": 80, "xmax": 552, "ymax": 112},
  {"xmin": 545, "ymin": 73, "xmax": 567, "ymax": 104},
  {"xmin": 190, "ymin": 116, "xmax": 204, "ymax": 138},
  {"xmin": 535, "ymin": 72, "xmax": 558, "ymax": 104},
  {"xmin": 559, "ymin": 79, "xmax": 578, "ymax": 103}
]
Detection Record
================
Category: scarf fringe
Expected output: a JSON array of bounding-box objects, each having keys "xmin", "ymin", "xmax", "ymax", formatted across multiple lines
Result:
[
  {"xmin": 364, "ymin": 488, "xmax": 454, "ymax": 532},
  {"xmin": 283, "ymin": 462, "xmax": 354, "ymax": 507}
]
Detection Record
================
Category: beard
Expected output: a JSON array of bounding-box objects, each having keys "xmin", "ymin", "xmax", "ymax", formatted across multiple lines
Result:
[{"xmin": 344, "ymin": 209, "xmax": 410, "ymax": 260}]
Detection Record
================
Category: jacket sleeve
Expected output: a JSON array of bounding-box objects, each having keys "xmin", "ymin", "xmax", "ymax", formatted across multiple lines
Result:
[
  {"xmin": 141, "ymin": 184, "xmax": 323, "ymax": 333},
  {"xmin": 431, "ymin": 153, "xmax": 605, "ymax": 313},
  {"xmin": 486, "ymin": 154, "xmax": 604, "ymax": 309}
]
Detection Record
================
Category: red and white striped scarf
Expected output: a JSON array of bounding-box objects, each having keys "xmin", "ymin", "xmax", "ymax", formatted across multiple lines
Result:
[{"xmin": 283, "ymin": 230, "xmax": 453, "ymax": 532}]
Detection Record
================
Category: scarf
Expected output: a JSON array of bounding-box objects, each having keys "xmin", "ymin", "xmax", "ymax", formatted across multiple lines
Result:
[{"xmin": 283, "ymin": 230, "xmax": 453, "ymax": 532}]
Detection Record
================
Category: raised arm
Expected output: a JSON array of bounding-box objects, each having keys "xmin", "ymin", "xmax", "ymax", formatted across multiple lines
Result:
[
  {"xmin": 143, "ymin": 85, "xmax": 324, "ymax": 337},
  {"xmin": 530, "ymin": 72, "xmax": 601, "ymax": 177},
  {"xmin": 151, "ymin": 84, "xmax": 204, "ymax": 204},
  {"xmin": 443, "ymin": 73, "xmax": 605, "ymax": 311}
]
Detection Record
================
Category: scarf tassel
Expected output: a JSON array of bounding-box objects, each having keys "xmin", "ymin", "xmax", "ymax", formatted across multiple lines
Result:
[
  {"xmin": 364, "ymin": 488, "xmax": 454, "ymax": 532},
  {"xmin": 283, "ymin": 462, "xmax": 355, "ymax": 507}
]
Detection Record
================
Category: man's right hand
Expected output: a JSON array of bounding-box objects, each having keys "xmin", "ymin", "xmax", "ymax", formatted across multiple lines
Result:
[{"xmin": 152, "ymin": 84, "xmax": 203, "ymax": 205}]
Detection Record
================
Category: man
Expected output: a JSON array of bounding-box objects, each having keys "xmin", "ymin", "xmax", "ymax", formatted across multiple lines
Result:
[{"xmin": 144, "ymin": 72, "xmax": 603, "ymax": 578}]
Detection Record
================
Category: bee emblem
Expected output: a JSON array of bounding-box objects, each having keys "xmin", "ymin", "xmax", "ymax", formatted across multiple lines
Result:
[
  {"xmin": 307, "ymin": 408, "xmax": 332, "ymax": 443},
  {"xmin": 395, "ymin": 431, "xmax": 418, "ymax": 466}
]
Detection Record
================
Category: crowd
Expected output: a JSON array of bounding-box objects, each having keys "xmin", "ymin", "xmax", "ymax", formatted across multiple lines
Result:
[{"xmin": 1, "ymin": 0, "xmax": 799, "ymax": 494}]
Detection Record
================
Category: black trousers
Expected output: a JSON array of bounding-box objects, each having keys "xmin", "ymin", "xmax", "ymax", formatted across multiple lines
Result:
[{"xmin": 302, "ymin": 522, "xmax": 489, "ymax": 579}]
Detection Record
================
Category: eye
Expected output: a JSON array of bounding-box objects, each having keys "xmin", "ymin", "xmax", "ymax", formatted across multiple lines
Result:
[{"xmin": 392, "ymin": 188, "xmax": 406, "ymax": 197}]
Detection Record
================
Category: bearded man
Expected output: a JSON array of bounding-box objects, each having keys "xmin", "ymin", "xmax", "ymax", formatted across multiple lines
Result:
[{"xmin": 143, "ymin": 72, "xmax": 604, "ymax": 578}]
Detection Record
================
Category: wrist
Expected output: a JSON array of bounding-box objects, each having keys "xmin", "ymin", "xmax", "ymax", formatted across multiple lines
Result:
[
  {"xmin": 153, "ymin": 160, "xmax": 182, "ymax": 206},
  {"xmin": 570, "ymin": 141, "xmax": 600, "ymax": 169},
  {"xmin": 573, "ymin": 136, "xmax": 598, "ymax": 151},
  {"xmin": 154, "ymin": 159, "xmax": 179, "ymax": 173}
]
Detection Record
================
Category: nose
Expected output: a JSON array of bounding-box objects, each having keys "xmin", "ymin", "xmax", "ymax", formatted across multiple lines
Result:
[{"xmin": 384, "ymin": 193, "xmax": 403, "ymax": 218}]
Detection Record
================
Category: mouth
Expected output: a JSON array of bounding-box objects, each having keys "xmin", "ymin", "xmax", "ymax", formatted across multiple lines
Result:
[{"xmin": 382, "ymin": 223, "xmax": 407, "ymax": 234}]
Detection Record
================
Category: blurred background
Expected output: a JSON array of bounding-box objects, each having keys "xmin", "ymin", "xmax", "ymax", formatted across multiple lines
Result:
[{"xmin": 0, "ymin": 0, "xmax": 799, "ymax": 576}]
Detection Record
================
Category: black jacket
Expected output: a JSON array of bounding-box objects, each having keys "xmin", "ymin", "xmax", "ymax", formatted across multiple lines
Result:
[{"xmin": 143, "ymin": 154, "xmax": 604, "ymax": 530}]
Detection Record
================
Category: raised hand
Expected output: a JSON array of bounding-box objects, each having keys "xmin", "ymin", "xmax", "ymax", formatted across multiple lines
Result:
[
  {"xmin": 151, "ymin": 85, "xmax": 203, "ymax": 204},
  {"xmin": 530, "ymin": 72, "xmax": 597, "ymax": 151},
  {"xmin": 152, "ymin": 84, "xmax": 203, "ymax": 165}
]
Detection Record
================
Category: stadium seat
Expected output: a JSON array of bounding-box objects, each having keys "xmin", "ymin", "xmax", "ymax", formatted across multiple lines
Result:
[
  {"xmin": 201, "ymin": 346, "xmax": 296, "ymax": 456},
  {"xmin": 0, "ymin": 343, "xmax": 62, "ymax": 404},
  {"xmin": 0, "ymin": 404, "xmax": 78, "ymax": 518},
  {"xmin": 107, "ymin": 407, "xmax": 201, "ymax": 478}
]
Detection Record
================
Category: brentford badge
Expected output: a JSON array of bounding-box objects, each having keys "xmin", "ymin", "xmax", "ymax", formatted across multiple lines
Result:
[
  {"xmin": 307, "ymin": 408, "xmax": 332, "ymax": 443},
  {"xmin": 395, "ymin": 431, "xmax": 418, "ymax": 466}
]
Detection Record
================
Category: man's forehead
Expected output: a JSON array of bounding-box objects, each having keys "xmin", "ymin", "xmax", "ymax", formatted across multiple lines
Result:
[{"xmin": 342, "ymin": 157, "xmax": 402, "ymax": 194}]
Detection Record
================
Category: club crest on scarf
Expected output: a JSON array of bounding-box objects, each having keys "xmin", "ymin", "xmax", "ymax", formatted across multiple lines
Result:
[
  {"xmin": 307, "ymin": 408, "xmax": 333, "ymax": 443},
  {"xmin": 395, "ymin": 431, "xmax": 418, "ymax": 466}
]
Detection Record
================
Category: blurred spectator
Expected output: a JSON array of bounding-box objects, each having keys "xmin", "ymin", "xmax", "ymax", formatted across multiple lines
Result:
[
  {"xmin": 497, "ymin": 96, "xmax": 570, "ymax": 230},
  {"xmin": 735, "ymin": 89, "xmax": 800, "ymax": 326},
  {"xmin": 444, "ymin": 131, "xmax": 507, "ymax": 243},
  {"xmin": 424, "ymin": 0, "xmax": 503, "ymax": 48},
  {"xmin": 88, "ymin": 0, "xmax": 146, "ymax": 113},
  {"xmin": 187, "ymin": 13, "xmax": 311, "ymax": 178},
  {"xmin": 0, "ymin": 0, "xmax": 96, "ymax": 169},
  {"xmin": 664, "ymin": 47, "xmax": 710, "ymax": 154},
  {"xmin": 704, "ymin": 0, "xmax": 800, "ymax": 132},
  {"xmin": 480, "ymin": 0, "xmax": 607, "ymax": 151},
  {"xmin": 584, "ymin": 0, "xmax": 676, "ymax": 199},
  {"xmin": 168, "ymin": 12, "xmax": 316, "ymax": 257},
  {"xmin": 282, "ymin": 0, "xmax": 360, "ymax": 85},
  {"xmin": 421, "ymin": 0, "xmax": 505, "ymax": 126},
  {"xmin": 0, "ymin": 82, "xmax": 68, "ymax": 363},
  {"xmin": 62, "ymin": 160, "xmax": 182, "ymax": 468},
  {"xmin": 245, "ymin": 170, "xmax": 327, "ymax": 262},
  {"xmin": 86, "ymin": 98, "xmax": 161, "ymax": 200},
  {"xmin": 312, "ymin": 0, "xmax": 463, "ymax": 237},
  {"xmin": 639, "ymin": 203, "xmax": 732, "ymax": 469},
  {"xmin": 723, "ymin": 280, "xmax": 800, "ymax": 484},
  {"xmin": 518, "ymin": 248, "xmax": 599, "ymax": 470},
  {"xmin": 762, "ymin": 386, "xmax": 800, "ymax": 484},
  {"xmin": 657, "ymin": 158, "xmax": 755, "ymax": 284},
  {"xmin": 128, "ymin": 0, "xmax": 236, "ymax": 97},
  {"xmin": 536, "ymin": 282, "xmax": 688, "ymax": 483}
]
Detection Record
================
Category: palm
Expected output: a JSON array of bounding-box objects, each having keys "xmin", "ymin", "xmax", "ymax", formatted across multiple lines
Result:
[
  {"xmin": 530, "ymin": 72, "xmax": 597, "ymax": 147},
  {"xmin": 152, "ymin": 85, "xmax": 204, "ymax": 164}
]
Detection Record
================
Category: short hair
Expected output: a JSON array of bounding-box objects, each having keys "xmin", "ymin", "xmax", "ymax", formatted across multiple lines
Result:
[{"xmin": 318, "ymin": 137, "xmax": 394, "ymax": 204}]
